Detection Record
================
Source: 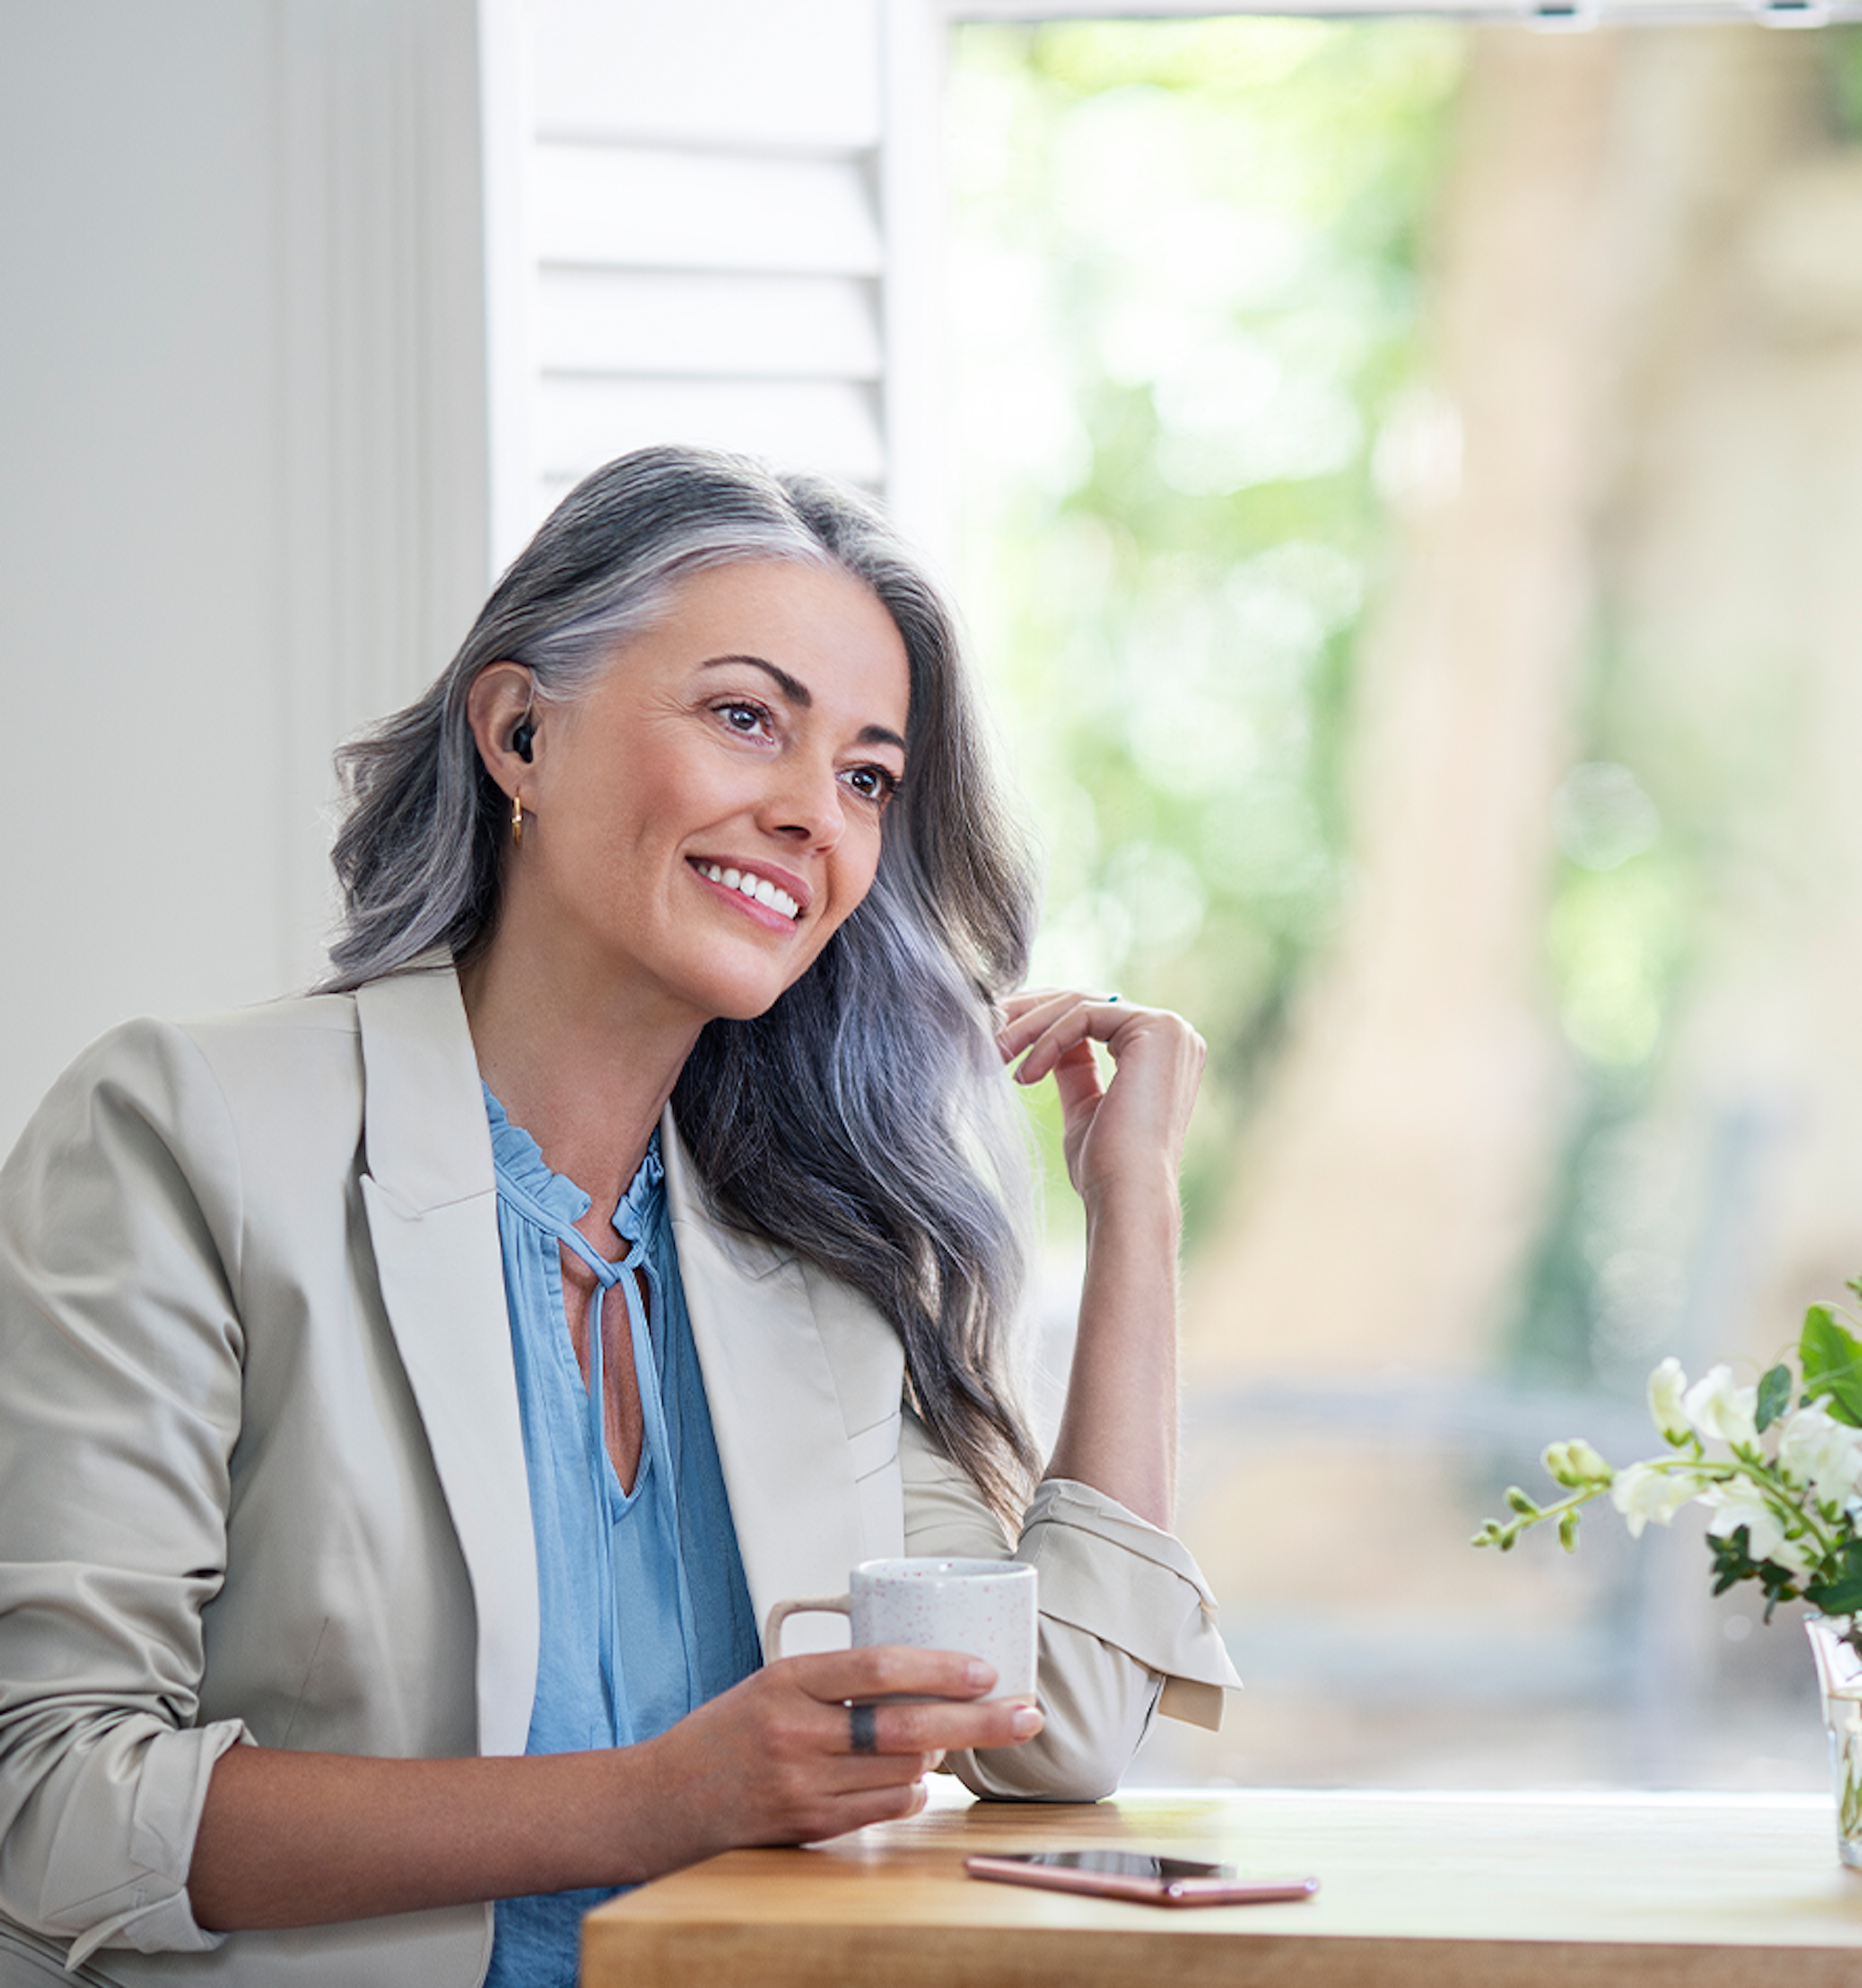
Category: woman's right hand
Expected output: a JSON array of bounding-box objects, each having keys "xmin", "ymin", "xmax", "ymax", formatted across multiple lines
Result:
[
  {"xmin": 190, "ymin": 1648, "xmax": 1039, "ymax": 1929},
  {"xmin": 634, "ymin": 1647, "xmax": 1043, "ymax": 1865}
]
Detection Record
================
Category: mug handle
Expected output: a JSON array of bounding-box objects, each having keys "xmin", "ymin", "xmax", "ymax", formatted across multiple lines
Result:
[{"xmin": 764, "ymin": 1593, "xmax": 852, "ymax": 1658}]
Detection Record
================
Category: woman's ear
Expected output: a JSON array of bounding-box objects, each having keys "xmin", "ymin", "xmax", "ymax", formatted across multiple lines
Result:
[{"xmin": 466, "ymin": 663, "xmax": 538, "ymax": 795}]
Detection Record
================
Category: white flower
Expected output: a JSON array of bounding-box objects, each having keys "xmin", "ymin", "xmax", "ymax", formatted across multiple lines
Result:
[
  {"xmin": 1610, "ymin": 1461, "xmax": 1710, "ymax": 1538},
  {"xmin": 1647, "ymin": 1358, "xmax": 1691, "ymax": 1446},
  {"xmin": 1776, "ymin": 1401, "xmax": 1862, "ymax": 1502},
  {"xmin": 1543, "ymin": 1438, "xmax": 1614, "ymax": 1488},
  {"xmin": 1699, "ymin": 1483, "xmax": 1815, "ymax": 1576},
  {"xmin": 1774, "ymin": 1533, "xmax": 1818, "ymax": 1578},
  {"xmin": 1565, "ymin": 1437, "xmax": 1613, "ymax": 1484},
  {"xmin": 1683, "ymin": 1365, "xmax": 1758, "ymax": 1447}
]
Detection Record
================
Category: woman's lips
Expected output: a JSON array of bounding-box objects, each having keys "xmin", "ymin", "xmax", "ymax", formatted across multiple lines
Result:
[{"xmin": 690, "ymin": 859, "xmax": 804, "ymax": 926}]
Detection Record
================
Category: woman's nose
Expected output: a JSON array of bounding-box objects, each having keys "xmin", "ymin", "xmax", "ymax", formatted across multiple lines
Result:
[{"xmin": 760, "ymin": 751, "xmax": 845, "ymax": 848}]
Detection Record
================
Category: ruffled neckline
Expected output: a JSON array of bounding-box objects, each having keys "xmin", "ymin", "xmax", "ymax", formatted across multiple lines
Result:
[{"xmin": 483, "ymin": 1085, "xmax": 665, "ymax": 1245}]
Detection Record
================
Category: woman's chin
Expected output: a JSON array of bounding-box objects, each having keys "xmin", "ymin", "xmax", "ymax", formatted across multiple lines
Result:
[
  {"xmin": 685, "ymin": 967, "xmax": 811, "ymax": 1028},
  {"xmin": 688, "ymin": 935, "xmax": 833, "ymax": 1025}
]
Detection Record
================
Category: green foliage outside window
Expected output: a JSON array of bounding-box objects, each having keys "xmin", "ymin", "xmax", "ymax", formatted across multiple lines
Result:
[{"xmin": 950, "ymin": 18, "xmax": 1465, "ymax": 1240}]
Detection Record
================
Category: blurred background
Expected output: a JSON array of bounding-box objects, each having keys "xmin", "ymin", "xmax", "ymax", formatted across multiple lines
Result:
[
  {"xmin": 8, "ymin": 0, "xmax": 1862, "ymax": 1792},
  {"xmin": 953, "ymin": 16, "xmax": 1862, "ymax": 1792}
]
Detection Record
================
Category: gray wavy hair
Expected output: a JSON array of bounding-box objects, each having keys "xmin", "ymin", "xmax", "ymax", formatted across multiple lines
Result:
[{"xmin": 322, "ymin": 446, "xmax": 1041, "ymax": 1514}]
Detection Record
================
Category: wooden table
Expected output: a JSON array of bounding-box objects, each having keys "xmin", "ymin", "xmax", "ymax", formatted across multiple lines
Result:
[{"xmin": 580, "ymin": 1783, "xmax": 1862, "ymax": 1987}]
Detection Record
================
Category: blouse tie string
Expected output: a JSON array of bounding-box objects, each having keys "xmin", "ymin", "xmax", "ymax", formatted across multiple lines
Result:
[{"xmin": 547, "ymin": 1216, "xmax": 705, "ymax": 1737}]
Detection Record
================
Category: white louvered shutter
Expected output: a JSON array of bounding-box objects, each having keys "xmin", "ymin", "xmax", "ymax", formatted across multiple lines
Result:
[{"xmin": 506, "ymin": 0, "xmax": 941, "ymax": 563}]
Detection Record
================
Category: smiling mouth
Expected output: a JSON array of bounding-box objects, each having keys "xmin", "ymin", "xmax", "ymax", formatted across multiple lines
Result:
[{"xmin": 693, "ymin": 861, "xmax": 802, "ymax": 921}]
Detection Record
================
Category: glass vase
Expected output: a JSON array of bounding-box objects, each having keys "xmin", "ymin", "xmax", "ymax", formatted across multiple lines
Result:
[{"xmin": 1804, "ymin": 1613, "xmax": 1862, "ymax": 1866}]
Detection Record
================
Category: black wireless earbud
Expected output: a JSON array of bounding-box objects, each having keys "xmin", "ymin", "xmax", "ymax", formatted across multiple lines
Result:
[{"xmin": 512, "ymin": 716, "xmax": 535, "ymax": 762}]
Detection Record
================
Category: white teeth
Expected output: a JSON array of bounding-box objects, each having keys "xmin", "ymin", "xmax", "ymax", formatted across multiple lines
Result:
[{"xmin": 699, "ymin": 861, "xmax": 799, "ymax": 920}]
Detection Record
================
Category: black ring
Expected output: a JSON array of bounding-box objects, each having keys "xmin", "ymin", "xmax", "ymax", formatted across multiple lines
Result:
[{"xmin": 849, "ymin": 1702, "xmax": 879, "ymax": 1755}]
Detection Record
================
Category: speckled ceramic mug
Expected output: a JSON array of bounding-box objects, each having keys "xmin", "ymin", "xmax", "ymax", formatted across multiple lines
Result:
[{"xmin": 765, "ymin": 1557, "xmax": 1038, "ymax": 1704}]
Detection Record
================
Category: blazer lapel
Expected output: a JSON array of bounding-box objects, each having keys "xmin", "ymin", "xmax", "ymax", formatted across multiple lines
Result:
[
  {"xmin": 661, "ymin": 1115, "xmax": 867, "ymax": 1655},
  {"xmin": 354, "ymin": 963, "xmax": 538, "ymax": 1755}
]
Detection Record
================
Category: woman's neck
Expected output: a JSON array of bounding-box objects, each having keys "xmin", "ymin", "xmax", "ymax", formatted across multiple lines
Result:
[{"xmin": 458, "ymin": 930, "xmax": 701, "ymax": 1235}]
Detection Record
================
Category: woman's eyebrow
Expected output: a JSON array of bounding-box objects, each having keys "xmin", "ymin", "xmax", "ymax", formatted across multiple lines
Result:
[
  {"xmin": 702, "ymin": 653, "xmax": 811, "ymax": 706},
  {"xmin": 700, "ymin": 654, "xmax": 907, "ymax": 754}
]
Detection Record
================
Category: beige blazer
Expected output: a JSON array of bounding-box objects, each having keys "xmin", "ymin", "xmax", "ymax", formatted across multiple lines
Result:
[{"xmin": 0, "ymin": 964, "xmax": 1237, "ymax": 1988}]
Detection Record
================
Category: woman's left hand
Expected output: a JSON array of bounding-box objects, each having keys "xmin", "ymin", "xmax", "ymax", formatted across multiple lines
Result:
[{"xmin": 997, "ymin": 990, "xmax": 1206, "ymax": 1215}]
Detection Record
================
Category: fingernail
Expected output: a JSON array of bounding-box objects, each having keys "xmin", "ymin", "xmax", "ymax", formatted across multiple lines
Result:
[
  {"xmin": 1011, "ymin": 1705, "xmax": 1044, "ymax": 1738},
  {"xmin": 965, "ymin": 1659, "xmax": 995, "ymax": 1691}
]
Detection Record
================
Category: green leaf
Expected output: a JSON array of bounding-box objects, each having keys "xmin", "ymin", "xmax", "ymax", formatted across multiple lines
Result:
[
  {"xmin": 1755, "ymin": 1364, "xmax": 1792, "ymax": 1435},
  {"xmin": 1757, "ymin": 1558, "xmax": 1805, "ymax": 1611},
  {"xmin": 1800, "ymin": 1306, "xmax": 1862, "ymax": 1428},
  {"xmin": 1809, "ymin": 1540, "xmax": 1862, "ymax": 1617},
  {"xmin": 1707, "ymin": 1527, "xmax": 1759, "ymax": 1596}
]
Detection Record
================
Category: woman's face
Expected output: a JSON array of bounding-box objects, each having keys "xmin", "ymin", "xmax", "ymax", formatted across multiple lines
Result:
[{"xmin": 507, "ymin": 558, "xmax": 911, "ymax": 1032}]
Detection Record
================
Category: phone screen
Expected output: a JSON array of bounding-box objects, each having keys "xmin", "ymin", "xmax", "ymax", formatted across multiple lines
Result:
[
  {"xmin": 964, "ymin": 1849, "xmax": 1319, "ymax": 1907},
  {"xmin": 998, "ymin": 1851, "xmax": 1232, "ymax": 1881}
]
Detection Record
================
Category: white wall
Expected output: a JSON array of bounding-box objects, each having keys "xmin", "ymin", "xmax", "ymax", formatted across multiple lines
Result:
[
  {"xmin": 1, "ymin": 4, "xmax": 281, "ymax": 1147},
  {"xmin": 0, "ymin": 0, "xmax": 492, "ymax": 1151},
  {"xmin": 0, "ymin": 0, "xmax": 944, "ymax": 1155}
]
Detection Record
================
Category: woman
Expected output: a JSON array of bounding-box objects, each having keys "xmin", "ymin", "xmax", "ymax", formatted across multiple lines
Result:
[{"xmin": 0, "ymin": 448, "xmax": 1237, "ymax": 1987}]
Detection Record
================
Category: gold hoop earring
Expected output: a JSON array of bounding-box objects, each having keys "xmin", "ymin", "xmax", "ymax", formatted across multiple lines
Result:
[{"xmin": 511, "ymin": 791, "xmax": 524, "ymax": 848}]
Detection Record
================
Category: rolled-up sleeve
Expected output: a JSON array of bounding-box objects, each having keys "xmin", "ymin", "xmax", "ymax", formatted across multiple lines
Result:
[
  {"xmin": 0, "ymin": 1022, "xmax": 252, "ymax": 1963},
  {"xmin": 899, "ymin": 1414, "xmax": 1241, "ymax": 1802}
]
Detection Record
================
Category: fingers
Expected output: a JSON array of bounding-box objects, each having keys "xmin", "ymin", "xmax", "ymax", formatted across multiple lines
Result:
[
  {"xmin": 850, "ymin": 1697, "xmax": 1043, "ymax": 1759},
  {"xmin": 782, "ymin": 1644, "xmax": 996, "ymax": 1707},
  {"xmin": 997, "ymin": 990, "xmax": 1133, "ymax": 1086},
  {"xmin": 822, "ymin": 1746, "xmax": 947, "ymax": 1795},
  {"xmin": 999, "ymin": 986, "xmax": 1103, "ymax": 1026},
  {"xmin": 996, "ymin": 992, "xmax": 1207, "ymax": 1204},
  {"xmin": 1000, "ymin": 991, "xmax": 1205, "ymax": 1096},
  {"xmin": 721, "ymin": 1749, "xmax": 932, "ymax": 1854},
  {"xmin": 647, "ymin": 1652, "xmax": 1045, "ymax": 1865},
  {"xmin": 774, "ymin": 1646, "xmax": 1043, "ymax": 1760},
  {"xmin": 767, "ymin": 1776, "xmax": 931, "ymax": 1847}
]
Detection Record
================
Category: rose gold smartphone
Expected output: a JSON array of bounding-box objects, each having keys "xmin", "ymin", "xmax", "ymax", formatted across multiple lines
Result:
[{"xmin": 964, "ymin": 1850, "xmax": 1319, "ymax": 1908}]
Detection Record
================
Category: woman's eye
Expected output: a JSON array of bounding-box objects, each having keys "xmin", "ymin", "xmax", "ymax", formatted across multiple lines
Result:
[
  {"xmin": 717, "ymin": 700, "xmax": 770, "ymax": 736},
  {"xmin": 843, "ymin": 764, "xmax": 901, "ymax": 805}
]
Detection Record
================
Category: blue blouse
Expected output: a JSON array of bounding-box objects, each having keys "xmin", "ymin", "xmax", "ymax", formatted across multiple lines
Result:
[{"xmin": 482, "ymin": 1092, "xmax": 761, "ymax": 1988}]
